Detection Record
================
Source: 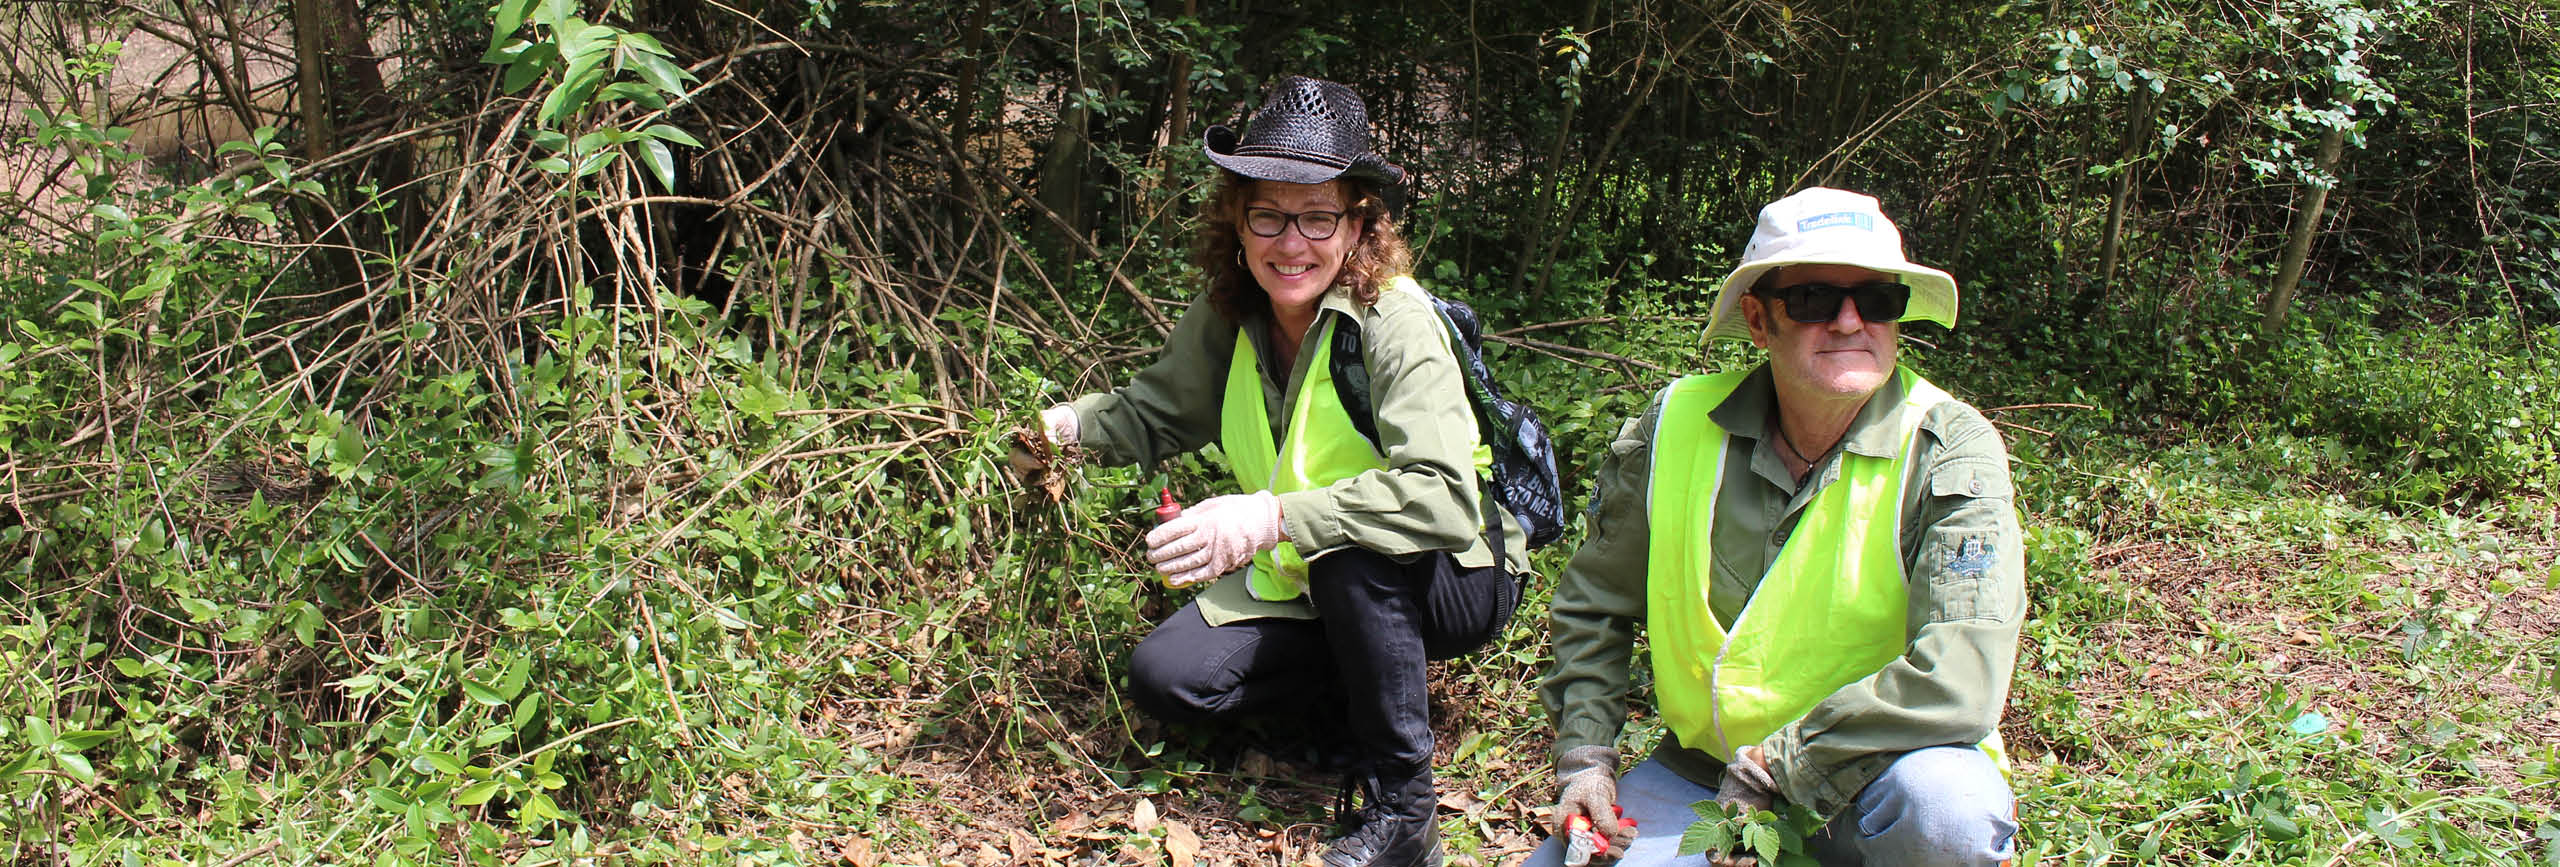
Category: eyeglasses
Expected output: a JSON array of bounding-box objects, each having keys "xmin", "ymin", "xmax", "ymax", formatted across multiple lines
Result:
[
  {"xmin": 1243, "ymin": 207, "xmax": 1346, "ymax": 241},
  {"xmin": 1757, "ymin": 280, "xmax": 1911, "ymax": 324}
]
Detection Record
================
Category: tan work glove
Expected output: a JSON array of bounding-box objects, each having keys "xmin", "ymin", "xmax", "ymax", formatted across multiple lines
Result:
[
  {"xmin": 1143, "ymin": 491, "xmax": 1283, "ymax": 586},
  {"xmin": 1709, "ymin": 745, "xmax": 1782, "ymax": 867},
  {"xmin": 1553, "ymin": 745, "xmax": 1637, "ymax": 862}
]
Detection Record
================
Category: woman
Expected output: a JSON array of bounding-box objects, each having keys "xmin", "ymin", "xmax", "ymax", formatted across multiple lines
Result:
[{"xmin": 1029, "ymin": 76, "xmax": 1524, "ymax": 867}]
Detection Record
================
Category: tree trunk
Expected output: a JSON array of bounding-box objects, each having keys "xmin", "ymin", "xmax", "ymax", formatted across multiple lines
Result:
[
  {"xmin": 290, "ymin": 0, "xmax": 416, "ymax": 285},
  {"xmin": 2097, "ymin": 87, "xmax": 2152, "ymax": 294},
  {"xmin": 1035, "ymin": 84, "xmax": 1095, "ymax": 247},
  {"xmin": 2259, "ymin": 124, "xmax": 2349, "ymax": 338},
  {"xmin": 1509, "ymin": 0, "xmax": 1602, "ymax": 296},
  {"xmin": 1529, "ymin": 15, "xmax": 1710, "ymax": 302},
  {"xmin": 290, "ymin": 0, "xmax": 331, "ymax": 160},
  {"xmin": 950, "ymin": 0, "xmax": 994, "ymax": 146},
  {"xmin": 1162, "ymin": 0, "xmax": 1197, "ymax": 151}
]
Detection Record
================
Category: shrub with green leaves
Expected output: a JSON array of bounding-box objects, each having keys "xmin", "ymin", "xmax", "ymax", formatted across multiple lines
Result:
[
  {"xmin": 2260, "ymin": 306, "xmax": 2560, "ymax": 503},
  {"xmin": 1680, "ymin": 800, "xmax": 1827, "ymax": 866}
]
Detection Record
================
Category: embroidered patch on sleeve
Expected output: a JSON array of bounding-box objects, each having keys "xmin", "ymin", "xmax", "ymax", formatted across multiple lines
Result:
[{"xmin": 1949, "ymin": 537, "xmax": 1995, "ymax": 577}]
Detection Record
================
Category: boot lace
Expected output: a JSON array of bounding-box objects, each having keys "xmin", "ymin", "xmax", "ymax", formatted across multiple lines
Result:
[{"xmin": 1326, "ymin": 770, "xmax": 1414, "ymax": 858}]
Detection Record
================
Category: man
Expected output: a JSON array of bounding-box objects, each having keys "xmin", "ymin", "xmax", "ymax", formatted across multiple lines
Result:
[{"xmin": 1530, "ymin": 188, "xmax": 2023, "ymax": 866}]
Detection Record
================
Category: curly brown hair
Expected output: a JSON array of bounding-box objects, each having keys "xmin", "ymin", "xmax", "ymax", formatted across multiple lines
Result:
[{"xmin": 1195, "ymin": 172, "xmax": 1412, "ymax": 322}]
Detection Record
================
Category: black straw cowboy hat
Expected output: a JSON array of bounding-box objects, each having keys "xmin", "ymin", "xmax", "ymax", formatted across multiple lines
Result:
[{"xmin": 1203, "ymin": 76, "xmax": 1406, "ymax": 189}]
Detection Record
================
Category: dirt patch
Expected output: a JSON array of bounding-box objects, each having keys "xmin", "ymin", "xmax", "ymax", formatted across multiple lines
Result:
[{"xmin": 2013, "ymin": 502, "xmax": 2560, "ymax": 813}]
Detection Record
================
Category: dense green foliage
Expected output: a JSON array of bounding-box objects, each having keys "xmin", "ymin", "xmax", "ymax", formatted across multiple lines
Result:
[{"xmin": 2, "ymin": 0, "xmax": 2555, "ymax": 864}]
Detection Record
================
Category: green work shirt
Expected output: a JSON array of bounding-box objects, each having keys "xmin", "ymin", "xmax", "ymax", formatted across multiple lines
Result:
[
  {"xmin": 1541, "ymin": 364, "xmax": 2025, "ymax": 818},
  {"xmin": 1069, "ymin": 281, "xmax": 1528, "ymax": 625}
]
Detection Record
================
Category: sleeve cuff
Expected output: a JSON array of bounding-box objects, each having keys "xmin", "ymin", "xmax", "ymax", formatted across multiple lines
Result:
[
  {"xmin": 1761, "ymin": 725, "xmax": 1842, "ymax": 817},
  {"xmin": 1555, "ymin": 717, "xmax": 1622, "ymax": 760},
  {"xmin": 1275, "ymin": 489, "xmax": 1341, "ymax": 550}
]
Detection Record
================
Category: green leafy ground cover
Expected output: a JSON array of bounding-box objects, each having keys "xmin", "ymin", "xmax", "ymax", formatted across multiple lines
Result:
[
  {"xmin": 4, "ymin": 6, "xmax": 2557, "ymax": 861},
  {"xmin": 4, "ymin": 218, "xmax": 2553, "ymax": 863}
]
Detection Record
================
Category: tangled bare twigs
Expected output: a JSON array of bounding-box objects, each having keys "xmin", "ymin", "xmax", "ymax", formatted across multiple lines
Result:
[{"xmin": 2, "ymin": 10, "xmax": 1173, "ymax": 836}]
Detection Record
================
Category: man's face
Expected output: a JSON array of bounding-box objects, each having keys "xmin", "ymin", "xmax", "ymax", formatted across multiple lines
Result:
[{"xmin": 1741, "ymin": 263, "xmax": 1901, "ymax": 401}]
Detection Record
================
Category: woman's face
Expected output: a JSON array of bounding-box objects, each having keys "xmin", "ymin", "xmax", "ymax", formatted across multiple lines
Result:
[{"xmin": 1237, "ymin": 179, "xmax": 1362, "ymax": 318}]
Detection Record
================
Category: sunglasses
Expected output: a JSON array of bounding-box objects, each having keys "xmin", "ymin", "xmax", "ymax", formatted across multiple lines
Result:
[
  {"xmin": 1243, "ymin": 207, "xmax": 1346, "ymax": 241},
  {"xmin": 1756, "ymin": 280, "xmax": 1911, "ymax": 324}
]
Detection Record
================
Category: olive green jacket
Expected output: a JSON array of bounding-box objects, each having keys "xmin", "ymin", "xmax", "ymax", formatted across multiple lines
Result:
[
  {"xmin": 1542, "ymin": 365, "xmax": 2024, "ymax": 818},
  {"xmin": 1069, "ymin": 279, "xmax": 1527, "ymax": 625}
]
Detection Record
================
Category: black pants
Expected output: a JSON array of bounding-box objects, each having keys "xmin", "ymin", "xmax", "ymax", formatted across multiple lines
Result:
[{"xmin": 1126, "ymin": 548, "xmax": 1518, "ymax": 773}]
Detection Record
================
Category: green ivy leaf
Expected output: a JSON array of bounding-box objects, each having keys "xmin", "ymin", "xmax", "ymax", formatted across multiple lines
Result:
[
  {"xmin": 2257, "ymin": 805, "xmax": 2302, "ymax": 840},
  {"xmin": 519, "ymin": 790, "xmax": 566, "ymax": 824},
  {"xmin": 463, "ymin": 677, "xmax": 508, "ymax": 707},
  {"xmin": 290, "ymin": 601, "xmax": 323, "ymax": 647},
  {"xmin": 411, "ymin": 752, "xmax": 466, "ymax": 775},
  {"xmin": 365, "ymin": 786, "xmax": 410, "ymax": 812},
  {"xmin": 454, "ymin": 780, "xmax": 501, "ymax": 807},
  {"xmin": 2366, "ymin": 807, "xmax": 2416, "ymax": 848},
  {"xmin": 51, "ymin": 750, "xmax": 95, "ymax": 783},
  {"xmin": 54, "ymin": 729, "xmax": 114, "ymax": 751},
  {"xmin": 334, "ymin": 422, "xmax": 367, "ymax": 472},
  {"xmin": 498, "ymin": 657, "xmax": 531, "ymax": 702}
]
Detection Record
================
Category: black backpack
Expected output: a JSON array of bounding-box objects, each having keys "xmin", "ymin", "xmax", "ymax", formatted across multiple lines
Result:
[{"xmin": 1330, "ymin": 294, "xmax": 1568, "ymax": 550}]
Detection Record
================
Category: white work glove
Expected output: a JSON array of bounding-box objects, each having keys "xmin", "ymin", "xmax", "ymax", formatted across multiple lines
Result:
[
  {"xmin": 1039, "ymin": 404, "xmax": 1079, "ymax": 445},
  {"xmin": 1553, "ymin": 745, "xmax": 1636, "ymax": 862},
  {"xmin": 1143, "ymin": 491, "xmax": 1283, "ymax": 587}
]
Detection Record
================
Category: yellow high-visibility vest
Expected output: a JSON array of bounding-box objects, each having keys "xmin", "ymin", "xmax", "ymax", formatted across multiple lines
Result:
[
  {"xmin": 1217, "ymin": 317, "xmax": 1386, "ymax": 601},
  {"xmin": 1646, "ymin": 367, "xmax": 2006, "ymax": 766}
]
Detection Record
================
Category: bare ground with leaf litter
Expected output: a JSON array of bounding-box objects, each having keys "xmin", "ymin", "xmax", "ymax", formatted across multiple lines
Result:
[{"xmin": 718, "ymin": 493, "xmax": 2560, "ymax": 866}]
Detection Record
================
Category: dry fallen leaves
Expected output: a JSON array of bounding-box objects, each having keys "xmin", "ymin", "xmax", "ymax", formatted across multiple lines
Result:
[
  {"xmin": 1164, "ymin": 820, "xmax": 1202, "ymax": 867},
  {"xmin": 1009, "ymin": 426, "xmax": 1075, "ymax": 503},
  {"xmin": 1130, "ymin": 797, "xmax": 1160, "ymax": 834}
]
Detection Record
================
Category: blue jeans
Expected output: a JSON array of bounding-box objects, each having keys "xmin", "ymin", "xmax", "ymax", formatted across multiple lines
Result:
[{"xmin": 1522, "ymin": 746, "xmax": 2015, "ymax": 866}]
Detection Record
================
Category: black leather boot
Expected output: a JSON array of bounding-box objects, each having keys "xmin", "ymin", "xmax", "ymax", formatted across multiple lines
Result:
[{"xmin": 1321, "ymin": 765, "xmax": 1441, "ymax": 867}]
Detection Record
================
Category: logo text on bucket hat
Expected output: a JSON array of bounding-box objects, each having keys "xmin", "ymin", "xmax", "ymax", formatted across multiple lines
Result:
[{"xmin": 1796, "ymin": 212, "xmax": 1875, "ymax": 233}]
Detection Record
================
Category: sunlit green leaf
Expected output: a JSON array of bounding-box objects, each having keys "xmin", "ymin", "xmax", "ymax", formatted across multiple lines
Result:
[
  {"xmin": 413, "ymin": 752, "xmax": 466, "ymax": 775},
  {"xmin": 454, "ymin": 780, "xmax": 501, "ymax": 806},
  {"xmin": 463, "ymin": 678, "xmax": 507, "ymax": 707},
  {"xmin": 637, "ymin": 139, "xmax": 674, "ymax": 191},
  {"xmin": 641, "ymin": 124, "xmax": 701, "ymax": 147},
  {"xmin": 492, "ymin": 0, "xmax": 540, "ymax": 44},
  {"xmin": 625, "ymin": 51, "xmax": 693, "ymax": 96},
  {"xmin": 365, "ymin": 786, "xmax": 409, "ymax": 812},
  {"xmin": 51, "ymin": 750, "xmax": 95, "ymax": 783}
]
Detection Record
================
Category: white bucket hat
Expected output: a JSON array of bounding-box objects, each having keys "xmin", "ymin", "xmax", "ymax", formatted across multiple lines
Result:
[{"xmin": 1702, "ymin": 187, "xmax": 1959, "ymax": 343}]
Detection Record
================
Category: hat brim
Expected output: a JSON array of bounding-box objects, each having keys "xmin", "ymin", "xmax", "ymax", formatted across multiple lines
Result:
[
  {"xmin": 1204, "ymin": 125, "xmax": 1406, "ymax": 188},
  {"xmin": 1702, "ymin": 255, "xmax": 1959, "ymax": 343}
]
